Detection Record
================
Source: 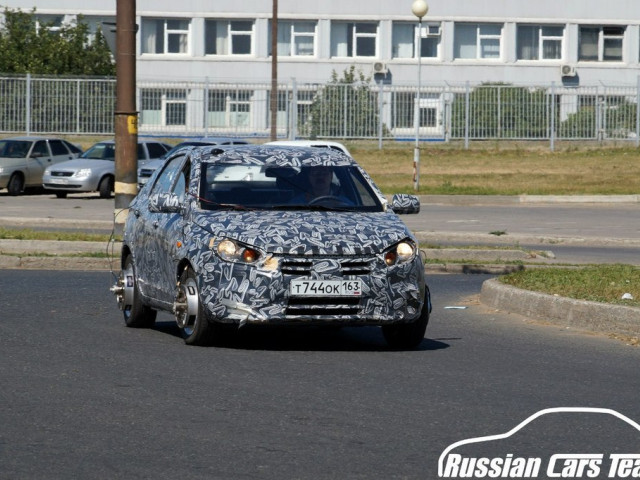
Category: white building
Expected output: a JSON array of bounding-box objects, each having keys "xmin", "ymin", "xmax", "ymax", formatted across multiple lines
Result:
[{"xmin": 3, "ymin": 0, "xmax": 640, "ymax": 138}]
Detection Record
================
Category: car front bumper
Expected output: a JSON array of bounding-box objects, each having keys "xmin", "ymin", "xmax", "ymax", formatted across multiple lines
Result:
[{"xmin": 198, "ymin": 253, "xmax": 427, "ymax": 327}]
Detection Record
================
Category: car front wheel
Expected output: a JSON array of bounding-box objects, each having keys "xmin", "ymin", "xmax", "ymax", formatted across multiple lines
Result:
[
  {"xmin": 7, "ymin": 173, "xmax": 24, "ymax": 196},
  {"xmin": 99, "ymin": 176, "xmax": 114, "ymax": 198},
  {"xmin": 119, "ymin": 254, "xmax": 157, "ymax": 328},
  {"xmin": 174, "ymin": 267, "xmax": 219, "ymax": 346},
  {"xmin": 381, "ymin": 292, "xmax": 430, "ymax": 350}
]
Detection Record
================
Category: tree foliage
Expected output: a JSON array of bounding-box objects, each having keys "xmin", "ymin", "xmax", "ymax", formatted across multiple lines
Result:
[
  {"xmin": 305, "ymin": 66, "xmax": 389, "ymax": 138},
  {"xmin": 450, "ymin": 83, "xmax": 550, "ymax": 139},
  {"xmin": 0, "ymin": 8, "xmax": 115, "ymax": 76}
]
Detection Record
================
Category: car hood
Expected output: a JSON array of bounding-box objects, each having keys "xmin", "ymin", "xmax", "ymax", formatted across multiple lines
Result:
[
  {"xmin": 191, "ymin": 210, "xmax": 413, "ymax": 255},
  {"xmin": 47, "ymin": 158, "xmax": 114, "ymax": 172}
]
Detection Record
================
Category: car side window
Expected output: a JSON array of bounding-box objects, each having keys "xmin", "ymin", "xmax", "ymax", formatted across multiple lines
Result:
[
  {"xmin": 173, "ymin": 161, "xmax": 190, "ymax": 203},
  {"xmin": 136, "ymin": 144, "xmax": 146, "ymax": 160},
  {"xmin": 64, "ymin": 141, "xmax": 82, "ymax": 154},
  {"xmin": 49, "ymin": 140, "xmax": 68, "ymax": 155},
  {"xmin": 32, "ymin": 141, "xmax": 49, "ymax": 157},
  {"xmin": 150, "ymin": 155, "xmax": 185, "ymax": 196},
  {"xmin": 147, "ymin": 142, "xmax": 169, "ymax": 159}
]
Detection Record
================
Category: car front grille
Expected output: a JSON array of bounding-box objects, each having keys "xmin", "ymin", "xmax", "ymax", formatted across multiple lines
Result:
[
  {"xmin": 50, "ymin": 171, "xmax": 74, "ymax": 177},
  {"xmin": 281, "ymin": 258, "xmax": 371, "ymax": 276},
  {"xmin": 281, "ymin": 256, "xmax": 373, "ymax": 318}
]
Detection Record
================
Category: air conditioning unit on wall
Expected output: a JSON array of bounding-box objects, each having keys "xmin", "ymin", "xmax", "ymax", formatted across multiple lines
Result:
[
  {"xmin": 373, "ymin": 62, "xmax": 388, "ymax": 75},
  {"xmin": 561, "ymin": 64, "xmax": 577, "ymax": 77}
]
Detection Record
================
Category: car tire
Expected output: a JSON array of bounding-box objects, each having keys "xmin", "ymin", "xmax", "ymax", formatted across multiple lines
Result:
[
  {"xmin": 98, "ymin": 176, "xmax": 114, "ymax": 198},
  {"xmin": 55, "ymin": 192, "xmax": 68, "ymax": 199},
  {"xmin": 7, "ymin": 173, "xmax": 24, "ymax": 196},
  {"xmin": 120, "ymin": 254, "xmax": 157, "ymax": 328},
  {"xmin": 175, "ymin": 267, "xmax": 221, "ymax": 346},
  {"xmin": 382, "ymin": 291, "xmax": 430, "ymax": 350}
]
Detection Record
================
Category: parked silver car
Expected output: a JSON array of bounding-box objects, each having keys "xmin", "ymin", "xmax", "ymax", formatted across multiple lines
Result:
[
  {"xmin": 0, "ymin": 136, "xmax": 82, "ymax": 195},
  {"xmin": 43, "ymin": 139, "xmax": 172, "ymax": 198},
  {"xmin": 137, "ymin": 137, "xmax": 250, "ymax": 187}
]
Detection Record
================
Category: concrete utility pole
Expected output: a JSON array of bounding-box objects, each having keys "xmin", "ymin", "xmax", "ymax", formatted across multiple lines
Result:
[
  {"xmin": 114, "ymin": 0, "xmax": 138, "ymax": 234},
  {"xmin": 270, "ymin": 0, "xmax": 278, "ymax": 141}
]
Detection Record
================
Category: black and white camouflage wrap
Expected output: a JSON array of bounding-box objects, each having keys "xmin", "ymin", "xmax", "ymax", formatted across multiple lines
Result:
[{"xmin": 121, "ymin": 145, "xmax": 428, "ymax": 327}]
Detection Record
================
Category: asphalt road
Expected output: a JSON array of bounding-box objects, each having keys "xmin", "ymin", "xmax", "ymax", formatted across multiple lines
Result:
[{"xmin": 2, "ymin": 270, "xmax": 639, "ymax": 479}]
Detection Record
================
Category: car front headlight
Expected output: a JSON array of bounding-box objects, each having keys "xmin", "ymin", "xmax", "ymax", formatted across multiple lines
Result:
[
  {"xmin": 217, "ymin": 239, "xmax": 261, "ymax": 264},
  {"xmin": 383, "ymin": 240, "xmax": 416, "ymax": 266},
  {"xmin": 73, "ymin": 168, "xmax": 93, "ymax": 179}
]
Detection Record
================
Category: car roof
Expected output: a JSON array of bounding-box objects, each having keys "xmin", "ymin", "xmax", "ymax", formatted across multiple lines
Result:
[
  {"xmin": 196, "ymin": 144, "xmax": 357, "ymax": 168},
  {"xmin": 265, "ymin": 140, "xmax": 350, "ymax": 156},
  {"xmin": 89, "ymin": 138, "xmax": 167, "ymax": 145},
  {"xmin": 177, "ymin": 137, "xmax": 249, "ymax": 144},
  {"xmin": 1, "ymin": 136, "xmax": 61, "ymax": 141}
]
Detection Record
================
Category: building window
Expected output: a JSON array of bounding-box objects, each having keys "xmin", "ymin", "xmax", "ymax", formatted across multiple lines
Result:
[
  {"xmin": 140, "ymin": 89, "xmax": 187, "ymax": 127},
  {"xmin": 517, "ymin": 25, "xmax": 563, "ymax": 60},
  {"xmin": 205, "ymin": 20, "xmax": 254, "ymax": 55},
  {"xmin": 141, "ymin": 18, "xmax": 190, "ymax": 54},
  {"xmin": 454, "ymin": 23, "xmax": 502, "ymax": 59},
  {"xmin": 331, "ymin": 22, "xmax": 378, "ymax": 57},
  {"xmin": 207, "ymin": 90, "xmax": 252, "ymax": 128},
  {"xmin": 269, "ymin": 21, "xmax": 317, "ymax": 56},
  {"xmin": 34, "ymin": 15, "xmax": 65, "ymax": 33},
  {"xmin": 579, "ymin": 26, "xmax": 624, "ymax": 62},
  {"xmin": 392, "ymin": 22, "xmax": 440, "ymax": 59}
]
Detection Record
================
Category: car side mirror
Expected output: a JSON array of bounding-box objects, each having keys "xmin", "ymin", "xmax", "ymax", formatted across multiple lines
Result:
[
  {"xmin": 149, "ymin": 192, "xmax": 184, "ymax": 214},
  {"xmin": 389, "ymin": 194, "xmax": 420, "ymax": 214}
]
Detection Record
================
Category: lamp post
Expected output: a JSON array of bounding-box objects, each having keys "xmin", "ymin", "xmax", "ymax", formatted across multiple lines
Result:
[{"xmin": 411, "ymin": 0, "xmax": 428, "ymax": 191}]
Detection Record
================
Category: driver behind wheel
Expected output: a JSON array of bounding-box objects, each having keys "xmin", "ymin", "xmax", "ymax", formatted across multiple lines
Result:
[{"xmin": 290, "ymin": 166, "xmax": 353, "ymax": 206}]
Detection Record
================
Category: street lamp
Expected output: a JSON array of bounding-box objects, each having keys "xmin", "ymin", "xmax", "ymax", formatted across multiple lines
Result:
[{"xmin": 411, "ymin": 0, "xmax": 428, "ymax": 191}]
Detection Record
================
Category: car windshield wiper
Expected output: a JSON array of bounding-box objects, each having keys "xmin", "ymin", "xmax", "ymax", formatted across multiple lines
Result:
[{"xmin": 269, "ymin": 203, "xmax": 356, "ymax": 212}]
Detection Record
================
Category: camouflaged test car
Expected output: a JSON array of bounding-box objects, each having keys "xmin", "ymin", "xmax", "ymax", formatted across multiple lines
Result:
[{"xmin": 111, "ymin": 144, "xmax": 431, "ymax": 348}]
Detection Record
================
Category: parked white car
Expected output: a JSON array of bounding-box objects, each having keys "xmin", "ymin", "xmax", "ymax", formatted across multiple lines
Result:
[
  {"xmin": 265, "ymin": 140, "xmax": 351, "ymax": 156},
  {"xmin": 0, "ymin": 136, "xmax": 82, "ymax": 195}
]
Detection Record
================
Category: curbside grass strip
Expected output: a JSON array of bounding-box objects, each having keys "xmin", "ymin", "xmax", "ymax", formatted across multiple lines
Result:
[{"xmin": 480, "ymin": 278, "xmax": 640, "ymax": 337}]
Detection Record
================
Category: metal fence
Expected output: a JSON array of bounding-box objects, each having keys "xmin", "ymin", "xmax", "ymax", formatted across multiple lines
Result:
[{"xmin": 1, "ymin": 74, "xmax": 639, "ymax": 149}]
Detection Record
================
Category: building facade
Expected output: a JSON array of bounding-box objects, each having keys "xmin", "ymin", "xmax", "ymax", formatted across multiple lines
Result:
[{"xmin": 2, "ymin": 0, "xmax": 640, "ymax": 139}]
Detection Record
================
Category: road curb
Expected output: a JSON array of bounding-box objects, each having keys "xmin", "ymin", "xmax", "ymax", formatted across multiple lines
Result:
[{"xmin": 480, "ymin": 278, "xmax": 640, "ymax": 337}]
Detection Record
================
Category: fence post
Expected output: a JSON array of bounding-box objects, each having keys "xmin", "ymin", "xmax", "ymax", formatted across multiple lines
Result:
[
  {"xmin": 378, "ymin": 81, "xmax": 383, "ymax": 149},
  {"xmin": 636, "ymin": 76, "xmax": 640, "ymax": 148},
  {"xmin": 203, "ymin": 77, "xmax": 209, "ymax": 137},
  {"xmin": 76, "ymin": 79, "xmax": 81, "ymax": 134},
  {"xmin": 464, "ymin": 81, "xmax": 470, "ymax": 149},
  {"xmin": 290, "ymin": 78, "xmax": 298, "ymax": 140},
  {"xmin": 550, "ymin": 82, "xmax": 556, "ymax": 152},
  {"xmin": 25, "ymin": 73, "xmax": 31, "ymax": 136}
]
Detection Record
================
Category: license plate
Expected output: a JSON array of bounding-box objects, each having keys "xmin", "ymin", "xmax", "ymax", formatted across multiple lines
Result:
[
  {"xmin": 290, "ymin": 279, "xmax": 361, "ymax": 297},
  {"xmin": 49, "ymin": 178, "xmax": 68, "ymax": 184}
]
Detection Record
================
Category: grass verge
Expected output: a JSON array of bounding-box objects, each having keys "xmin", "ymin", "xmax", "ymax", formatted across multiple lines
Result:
[{"xmin": 499, "ymin": 264, "xmax": 640, "ymax": 308}]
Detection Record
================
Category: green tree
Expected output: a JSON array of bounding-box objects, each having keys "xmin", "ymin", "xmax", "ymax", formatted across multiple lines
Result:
[
  {"xmin": 0, "ymin": 8, "xmax": 114, "ymax": 76},
  {"xmin": 305, "ymin": 66, "xmax": 389, "ymax": 138},
  {"xmin": 451, "ymin": 83, "xmax": 551, "ymax": 139}
]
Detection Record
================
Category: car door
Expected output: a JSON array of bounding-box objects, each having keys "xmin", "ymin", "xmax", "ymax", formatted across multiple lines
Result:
[
  {"xmin": 25, "ymin": 140, "xmax": 53, "ymax": 186},
  {"xmin": 135, "ymin": 155, "xmax": 187, "ymax": 301},
  {"xmin": 49, "ymin": 139, "xmax": 78, "ymax": 164}
]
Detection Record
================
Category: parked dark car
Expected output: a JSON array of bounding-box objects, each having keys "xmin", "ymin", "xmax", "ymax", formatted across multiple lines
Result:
[{"xmin": 111, "ymin": 144, "xmax": 430, "ymax": 348}]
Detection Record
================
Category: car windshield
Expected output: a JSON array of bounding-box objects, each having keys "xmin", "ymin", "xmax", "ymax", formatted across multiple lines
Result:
[
  {"xmin": 198, "ymin": 163, "xmax": 384, "ymax": 212},
  {"xmin": 81, "ymin": 143, "xmax": 115, "ymax": 161},
  {"xmin": 0, "ymin": 140, "xmax": 31, "ymax": 158}
]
